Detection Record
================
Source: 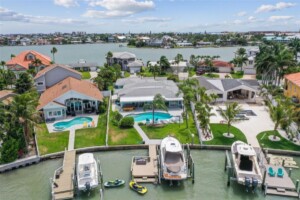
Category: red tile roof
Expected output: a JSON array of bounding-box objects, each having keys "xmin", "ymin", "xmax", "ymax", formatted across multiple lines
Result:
[
  {"xmin": 0, "ymin": 90, "xmax": 15, "ymax": 100},
  {"xmin": 199, "ymin": 60, "xmax": 233, "ymax": 68},
  {"xmin": 34, "ymin": 64, "xmax": 81, "ymax": 80},
  {"xmin": 285, "ymin": 72, "xmax": 300, "ymax": 87},
  {"xmin": 37, "ymin": 77, "xmax": 103, "ymax": 110},
  {"xmin": 6, "ymin": 50, "xmax": 51, "ymax": 70}
]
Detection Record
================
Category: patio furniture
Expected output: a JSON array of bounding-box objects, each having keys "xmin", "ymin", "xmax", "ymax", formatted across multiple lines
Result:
[
  {"xmin": 268, "ymin": 167, "xmax": 276, "ymax": 177},
  {"xmin": 277, "ymin": 168, "xmax": 284, "ymax": 177},
  {"xmin": 123, "ymin": 106, "xmax": 135, "ymax": 111},
  {"xmin": 146, "ymin": 118, "xmax": 150, "ymax": 124}
]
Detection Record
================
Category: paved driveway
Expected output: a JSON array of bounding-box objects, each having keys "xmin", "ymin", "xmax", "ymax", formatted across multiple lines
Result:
[{"xmin": 210, "ymin": 103, "xmax": 275, "ymax": 147}]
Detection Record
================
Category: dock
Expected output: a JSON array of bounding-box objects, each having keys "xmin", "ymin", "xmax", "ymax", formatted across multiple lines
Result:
[
  {"xmin": 52, "ymin": 150, "xmax": 76, "ymax": 200},
  {"xmin": 131, "ymin": 145, "xmax": 158, "ymax": 184}
]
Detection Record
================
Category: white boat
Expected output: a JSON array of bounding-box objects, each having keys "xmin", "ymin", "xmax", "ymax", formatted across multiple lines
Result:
[
  {"xmin": 160, "ymin": 136, "xmax": 187, "ymax": 181},
  {"xmin": 77, "ymin": 153, "xmax": 99, "ymax": 191},
  {"xmin": 231, "ymin": 141, "xmax": 262, "ymax": 188}
]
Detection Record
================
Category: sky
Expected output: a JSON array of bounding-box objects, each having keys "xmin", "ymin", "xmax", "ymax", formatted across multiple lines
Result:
[{"xmin": 0, "ymin": 0, "xmax": 300, "ymax": 34}]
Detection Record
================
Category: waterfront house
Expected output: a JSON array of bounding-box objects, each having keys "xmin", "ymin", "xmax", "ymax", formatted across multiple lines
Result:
[
  {"xmin": 169, "ymin": 60, "xmax": 189, "ymax": 74},
  {"xmin": 114, "ymin": 77, "xmax": 183, "ymax": 111},
  {"xmin": 284, "ymin": 72, "xmax": 300, "ymax": 102},
  {"xmin": 34, "ymin": 64, "xmax": 82, "ymax": 93},
  {"xmin": 127, "ymin": 60, "xmax": 144, "ymax": 73},
  {"xmin": 196, "ymin": 76, "xmax": 259, "ymax": 102},
  {"xmin": 6, "ymin": 50, "xmax": 52, "ymax": 78},
  {"xmin": 37, "ymin": 77, "xmax": 103, "ymax": 120},
  {"xmin": 68, "ymin": 59, "xmax": 99, "ymax": 71},
  {"xmin": 198, "ymin": 60, "xmax": 232, "ymax": 73},
  {"xmin": 108, "ymin": 52, "xmax": 137, "ymax": 71}
]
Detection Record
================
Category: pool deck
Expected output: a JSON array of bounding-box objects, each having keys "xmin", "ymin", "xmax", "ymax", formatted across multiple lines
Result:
[{"xmin": 46, "ymin": 114, "xmax": 99, "ymax": 133}]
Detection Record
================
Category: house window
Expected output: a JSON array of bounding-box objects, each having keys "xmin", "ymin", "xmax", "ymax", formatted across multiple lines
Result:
[
  {"xmin": 48, "ymin": 110, "xmax": 62, "ymax": 117},
  {"xmin": 37, "ymin": 82, "xmax": 44, "ymax": 86},
  {"xmin": 26, "ymin": 54, "xmax": 35, "ymax": 61},
  {"xmin": 249, "ymin": 60, "xmax": 253, "ymax": 65},
  {"xmin": 217, "ymin": 94, "xmax": 223, "ymax": 98},
  {"xmin": 48, "ymin": 111, "xmax": 53, "ymax": 116}
]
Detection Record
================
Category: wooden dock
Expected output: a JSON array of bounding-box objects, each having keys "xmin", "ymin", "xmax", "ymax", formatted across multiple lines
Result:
[
  {"xmin": 52, "ymin": 150, "xmax": 76, "ymax": 200},
  {"xmin": 131, "ymin": 145, "xmax": 158, "ymax": 183}
]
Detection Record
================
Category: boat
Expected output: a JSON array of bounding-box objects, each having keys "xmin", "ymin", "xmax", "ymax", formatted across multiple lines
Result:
[
  {"xmin": 129, "ymin": 180, "xmax": 147, "ymax": 194},
  {"xmin": 231, "ymin": 141, "xmax": 262, "ymax": 191},
  {"xmin": 104, "ymin": 179, "xmax": 125, "ymax": 188},
  {"xmin": 160, "ymin": 136, "xmax": 188, "ymax": 181},
  {"xmin": 76, "ymin": 153, "xmax": 99, "ymax": 191}
]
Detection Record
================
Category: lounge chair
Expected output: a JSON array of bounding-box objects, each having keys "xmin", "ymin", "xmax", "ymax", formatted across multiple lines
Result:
[
  {"xmin": 146, "ymin": 118, "xmax": 150, "ymax": 124},
  {"xmin": 277, "ymin": 168, "xmax": 284, "ymax": 177},
  {"xmin": 268, "ymin": 167, "xmax": 276, "ymax": 177}
]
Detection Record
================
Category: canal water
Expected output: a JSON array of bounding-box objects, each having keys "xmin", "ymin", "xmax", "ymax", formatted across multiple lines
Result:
[
  {"xmin": 0, "ymin": 150, "xmax": 299, "ymax": 200},
  {"xmin": 0, "ymin": 44, "xmax": 256, "ymax": 65}
]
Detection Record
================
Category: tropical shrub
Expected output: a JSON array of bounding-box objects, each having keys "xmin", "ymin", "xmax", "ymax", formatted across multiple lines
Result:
[{"xmin": 119, "ymin": 117, "xmax": 134, "ymax": 128}]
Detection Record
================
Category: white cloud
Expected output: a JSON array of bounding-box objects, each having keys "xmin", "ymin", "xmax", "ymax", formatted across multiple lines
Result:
[
  {"xmin": 233, "ymin": 19, "xmax": 242, "ymax": 24},
  {"xmin": 54, "ymin": 0, "xmax": 79, "ymax": 7},
  {"xmin": 122, "ymin": 17, "xmax": 171, "ymax": 23},
  {"xmin": 84, "ymin": 0, "xmax": 155, "ymax": 18},
  {"xmin": 248, "ymin": 16, "xmax": 255, "ymax": 21},
  {"xmin": 0, "ymin": 7, "xmax": 86, "ymax": 25},
  {"xmin": 256, "ymin": 2, "xmax": 296, "ymax": 13},
  {"xmin": 268, "ymin": 15, "xmax": 293, "ymax": 21},
  {"xmin": 237, "ymin": 11, "xmax": 247, "ymax": 17}
]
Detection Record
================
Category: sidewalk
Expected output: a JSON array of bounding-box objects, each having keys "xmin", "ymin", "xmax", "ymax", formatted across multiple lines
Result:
[
  {"xmin": 134, "ymin": 123, "xmax": 161, "ymax": 145},
  {"xmin": 68, "ymin": 128, "xmax": 75, "ymax": 150}
]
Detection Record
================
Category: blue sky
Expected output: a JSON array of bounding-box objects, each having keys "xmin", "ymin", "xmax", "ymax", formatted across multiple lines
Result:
[{"xmin": 1, "ymin": 0, "xmax": 300, "ymax": 34}]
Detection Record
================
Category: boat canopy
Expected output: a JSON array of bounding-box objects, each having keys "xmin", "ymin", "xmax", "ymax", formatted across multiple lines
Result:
[
  {"xmin": 78, "ymin": 153, "xmax": 94, "ymax": 165},
  {"xmin": 237, "ymin": 144, "xmax": 256, "ymax": 156},
  {"xmin": 165, "ymin": 140, "xmax": 182, "ymax": 153}
]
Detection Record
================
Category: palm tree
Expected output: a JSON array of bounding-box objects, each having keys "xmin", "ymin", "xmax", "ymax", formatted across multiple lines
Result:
[
  {"xmin": 0, "ymin": 61, "xmax": 5, "ymax": 70},
  {"xmin": 31, "ymin": 58, "xmax": 42, "ymax": 74},
  {"xmin": 196, "ymin": 104, "xmax": 215, "ymax": 137},
  {"xmin": 143, "ymin": 94, "xmax": 168, "ymax": 125},
  {"xmin": 218, "ymin": 102, "xmax": 242, "ymax": 136},
  {"xmin": 50, "ymin": 47, "xmax": 57, "ymax": 63},
  {"xmin": 288, "ymin": 38, "xmax": 300, "ymax": 60},
  {"xmin": 159, "ymin": 55, "xmax": 170, "ymax": 73},
  {"xmin": 10, "ymin": 54, "xmax": 15, "ymax": 60},
  {"xmin": 149, "ymin": 64, "xmax": 160, "ymax": 79},
  {"xmin": 236, "ymin": 47, "xmax": 247, "ymax": 57},
  {"xmin": 174, "ymin": 53, "xmax": 183, "ymax": 74},
  {"xmin": 231, "ymin": 55, "xmax": 248, "ymax": 73},
  {"xmin": 106, "ymin": 51, "xmax": 113, "ymax": 66}
]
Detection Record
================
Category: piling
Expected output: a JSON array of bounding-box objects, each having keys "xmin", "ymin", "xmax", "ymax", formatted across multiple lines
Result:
[
  {"xmin": 227, "ymin": 167, "xmax": 231, "ymax": 187},
  {"xmin": 289, "ymin": 168, "xmax": 292, "ymax": 177},
  {"xmin": 262, "ymin": 170, "xmax": 267, "ymax": 190},
  {"xmin": 296, "ymin": 180, "xmax": 299, "ymax": 192},
  {"xmin": 192, "ymin": 162, "xmax": 195, "ymax": 184},
  {"xmin": 264, "ymin": 183, "xmax": 268, "ymax": 196}
]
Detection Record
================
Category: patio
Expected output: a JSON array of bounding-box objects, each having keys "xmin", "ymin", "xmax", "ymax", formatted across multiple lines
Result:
[{"xmin": 46, "ymin": 114, "xmax": 99, "ymax": 133}]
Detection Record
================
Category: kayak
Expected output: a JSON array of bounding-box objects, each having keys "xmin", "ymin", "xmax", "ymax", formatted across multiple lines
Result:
[
  {"xmin": 104, "ymin": 179, "xmax": 125, "ymax": 188},
  {"xmin": 129, "ymin": 180, "xmax": 147, "ymax": 195}
]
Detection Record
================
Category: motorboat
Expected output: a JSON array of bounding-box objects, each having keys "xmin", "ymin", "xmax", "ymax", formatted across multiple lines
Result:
[
  {"xmin": 129, "ymin": 180, "xmax": 147, "ymax": 194},
  {"xmin": 77, "ymin": 153, "xmax": 99, "ymax": 191},
  {"xmin": 231, "ymin": 141, "xmax": 262, "ymax": 191},
  {"xmin": 160, "ymin": 136, "xmax": 187, "ymax": 181}
]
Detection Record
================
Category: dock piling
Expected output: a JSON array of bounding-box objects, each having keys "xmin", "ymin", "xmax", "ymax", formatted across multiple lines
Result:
[
  {"xmin": 262, "ymin": 169, "xmax": 266, "ymax": 190},
  {"xmin": 296, "ymin": 179, "xmax": 299, "ymax": 192},
  {"xmin": 289, "ymin": 168, "xmax": 292, "ymax": 177}
]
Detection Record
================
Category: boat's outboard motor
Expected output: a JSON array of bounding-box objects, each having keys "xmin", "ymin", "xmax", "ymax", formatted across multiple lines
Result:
[
  {"xmin": 245, "ymin": 177, "xmax": 251, "ymax": 192},
  {"xmin": 252, "ymin": 178, "xmax": 258, "ymax": 192},
  {"xmin": 85, "ymin": 182, "xmax": 91, "ymax": 191}
]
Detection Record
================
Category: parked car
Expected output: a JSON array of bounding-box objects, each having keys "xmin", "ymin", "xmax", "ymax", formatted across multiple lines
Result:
[{"xmin": 196, "ymin": 70, "xmax": 205, "ymax": 75}]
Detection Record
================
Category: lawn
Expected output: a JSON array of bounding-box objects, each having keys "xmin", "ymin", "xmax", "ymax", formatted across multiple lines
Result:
[
  {"xmin": 204, "ymin": 123, "xmax": 247, "ymax": 146},
  {"xmin": 108, "ymin": 110, "xmax": 142, "ymax": 145},
  {"xmin": 74, "ymin": 113, "xmax": 107, "ymax": 148},
  {"xmin": 203, "ymin": 73, "xmax": 220, "ymax": 78},
  {"xmin": 124, "ymin": 71, "xmax": 130, "ymax": 78},
  {"xmin": 140, "ymin": 111, "xmax": 200, "ymax": 144},
  {"xmin": 81, "ymin": 71, "xmax": 91, "ymax": 79},
  {"xmin": 256, "ymin": 130, "xmax": 300, "ymax": 151},
  {"xmin": 35, "ymin": 123, "xmax": 69, "ymax": 155},
  {"xmin": 230, "ymin": 71, "xmax": 244, "ymax": 79}
]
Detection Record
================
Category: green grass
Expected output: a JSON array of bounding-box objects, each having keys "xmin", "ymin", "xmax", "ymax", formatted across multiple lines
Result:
[
  {"xmin": 124, "ymin": 71, "xmax": 130, "ymax": 78},
  {"xmin": 189, "ymin": 70, "xmax": 196, "ymax": 77},
  {"xmin": 257, "ymin": 130, "xmax": 300, "ymax": 151},
  {"xmin": 230, "ymin": 71, "xmax": 244, "ymax": 79},
  {"xmin": 203, "ymin": 73, "xmax": 220, "ymax": 78},
  {"xmin": 81, "ymin": 71, "xmax": 91, "ymax": 79},
  {"xmin": 140, "ymin": 111, "xmax": 199, "ymax": 144},
  {"xmin": 35, "ymin": 124, "xmax": 69, "ymax": 155},
  {"xmin": 204, "ymin": 123, "xmax": 247, "ymax": 145},
  {"xmin": 108, "ymin": 110, "xmax": 142, "ymax": 145},
  {"xmin": 74, "ymin": 113, "xmax": 107, "ymax": 148}
]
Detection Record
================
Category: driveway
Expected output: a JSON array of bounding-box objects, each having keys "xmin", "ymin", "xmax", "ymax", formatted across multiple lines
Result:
[{"xmin": 210, "ymin": 103, "xmax": 274, "ymax": 147}]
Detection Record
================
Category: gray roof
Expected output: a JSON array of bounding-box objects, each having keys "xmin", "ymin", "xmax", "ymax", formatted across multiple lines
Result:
[
  {"xmin": 127, "ymin": 60, "xmax": 143, "ymax": 68},
  {"xmin": 197, "ymin": 77, "xmax": 221, "ymax": 91},
  {"xmin": 112, "ymin": 52, "xmax": 136, "ymax": 59},
  {"xmin": 69, "ymin": 62, "xmax": 98, "ymax": 68},
  {"xmin": 116, "ymin": 77, "xmax": 182, "ymax": 99}
]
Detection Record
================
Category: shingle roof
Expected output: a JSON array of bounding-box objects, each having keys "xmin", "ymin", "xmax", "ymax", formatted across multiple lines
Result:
[
  {"xmin": 127, "ymin": 60, "xmax": 143, "ymax": 67},
  {"xmin": 285, "ymin": 72, "xmax": 300, "ymax": 87},
  {"xmin": 197, "ymin": 76, "xmax": 222, "ymax": 91},
  {"xmin": 112, "ymin": 52, "xmax": 136, "ymax": 59},
  {"xmin": 6, "ymin": 50, "xmax": 51, "ymax": 70},
  {"xmin": 34, "ymin": 64, "xmax": 81, "ymax": 80},
  {"xmin": 37, "ymin": 77, "xmax": 103, "ymax": 110}
]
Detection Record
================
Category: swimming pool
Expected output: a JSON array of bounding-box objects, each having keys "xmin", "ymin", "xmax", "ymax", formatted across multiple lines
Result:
[
  {"xmin": 53, "ymin": 117, "xmax": 93, "ymax": 129},
  {"xmin": 128, "ymin": 112, "xmax": 173, "ymax": 122}
]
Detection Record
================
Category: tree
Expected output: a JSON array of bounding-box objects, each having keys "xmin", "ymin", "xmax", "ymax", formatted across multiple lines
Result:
[
  {"xmin": 288, "ymin": 38, "xmax": 300, "ymax": 60},
  {"xmin": 50, "ymin": 47, "xmax": 58, "ymax": 63},
  {"xmin": 143, "ymin": 94, "xmax": 168, "ymax": 125},
  {"xmin": 236, "ymin": 47, "xmax": 247, "ymax": 57},
  {"xmin": 174, "ymin": 53, "xmax": 183, "ymax": 74},
  {"xmin": 0, "ymin": 137, "xmax": 19, "ymax": 164},
  {"xmin": 106, "ymin": 51, "xmax": 113, "ymax": 66},
  {"xmin": 30, "ymin": 58, "xmax": 42, "ymax": 75},
  {"xmin": 10, "ymin": 54, "xmax": 15, "ymax": 60},
  {"xmin": 231, "ymin": 55, "xmax": 248, "ymax": 72},
  {"xmin": 159, "ymin": 56, "xmax": 170, "ymax": 73},
  {"xmin": 218, "ymin": 102, "xmax": 242, "ymax": 136},
  {"xmin": 148, "ymin": 64, "xmax": 160, "ymax": 79},
  {"xmin": 0, "ymin": 61, "xmax": 5, "ymax": 70},
  {"xmin": 15, "ymin": 72, "xmax": 33, "ymax": 94}
]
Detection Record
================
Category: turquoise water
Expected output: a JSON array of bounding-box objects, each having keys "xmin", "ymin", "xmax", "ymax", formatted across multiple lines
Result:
[
  {"xmin": 129, "ymin": 112, "xmax": 173, "ymax": 122},
  {"xmin": 53, "ymin": 117, "xmax": 93, "ymax": 129}
]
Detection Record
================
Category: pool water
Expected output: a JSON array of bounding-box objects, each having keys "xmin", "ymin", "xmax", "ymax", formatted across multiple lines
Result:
[
  {"xmin": 53, "ymin": 117, "xmax": 93, "ymax": 129},
  {"xmin": 129, "ymin": 112, "xmax": 173, "ymax": 122}
]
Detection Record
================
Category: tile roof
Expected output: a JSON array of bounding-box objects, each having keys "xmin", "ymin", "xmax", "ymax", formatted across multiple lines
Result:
[
  {"xmin": 285, "ymin": 72, "xmax": 300, "ymax": 87},
  {"xmin": 0, "ymin": 90, "xmax": 15, "ymax": 100},
  {"xmin": 199, "ymin": 60, "xmax": 232, "ymax": 68},
  {"xmin": 6, "ymin": 50, "xmax": 51, "ymax": 70},
  {"xmin": 37, "ymin": 77, "xmax": 103, "ymax": 110},
  {"xmin": 34, "ymin": 64, "xmax": 81, "ymax": 80}
]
